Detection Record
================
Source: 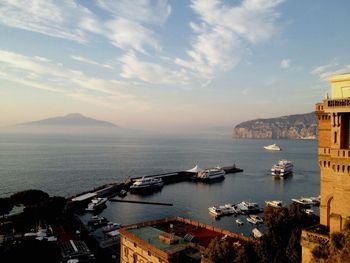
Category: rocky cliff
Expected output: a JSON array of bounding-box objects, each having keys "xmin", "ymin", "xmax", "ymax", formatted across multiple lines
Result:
[{"xmin": 233, "ymin": 112, "xmax": 317, "ymax": 139}]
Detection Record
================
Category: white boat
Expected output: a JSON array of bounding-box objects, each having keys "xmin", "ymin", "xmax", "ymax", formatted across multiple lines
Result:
[
  {"xmin": 246, "ymin": 215, "xmax": 264, "ymax": 225},
  {"xmin": 264, "ymin": 143, "xmax": 281, "ymax": 151},
  {"xmin": 271, "ymin": 159, "xmax": 293, "ymax": 177},
  {"xmin": 208, "ymin": 205, "xmax": 233, "ymax": 217},
  {"xmin": 265, "ymin": 200, "xmax": 283, "ymax": 208},
  {"xmin": 130, "ymin": 177, "xmax": 164, "ymax": 192},
  {"xmin": 86, "ymin": 197, "xmax": 108, "ymax": 211},
  {"xmin": 102, "ymin": 222, "xmax": 122, "ymax": 233},
  {"xmin": 252, "ymin": 228, "xmax": 263, "ymax": 238},
  {"xmin": 235, "ymin": 219, "xmax": 244, "ymax": 226},
  {"xmin": 197, "ymin": 168, "xmax": 225, "ymax": 181},
  {"xmin": 303, "ymin": 208, "xmax": 314, "ymax": 215},
  {"xmin": 291, "ymin": 197, "xmax": 313, "ymax": 206},
  {"xmin": 237, "ymin": 201, "xmax": 261, "ymax": 214}
]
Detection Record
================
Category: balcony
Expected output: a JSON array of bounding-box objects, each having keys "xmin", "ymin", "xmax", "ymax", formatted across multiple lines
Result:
[
  {"xmin": 301, "ymin": 225, "xmax": 329, "ymax": 246},
  {"xmin": 323, "ymin": 99, "xmax": 350, "ymax": 112}
]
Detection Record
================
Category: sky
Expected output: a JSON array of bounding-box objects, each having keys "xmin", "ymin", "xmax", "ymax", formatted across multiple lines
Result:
[{"xmin": 0, "ymin": 0, "xmax": 350, "ymax": 131}]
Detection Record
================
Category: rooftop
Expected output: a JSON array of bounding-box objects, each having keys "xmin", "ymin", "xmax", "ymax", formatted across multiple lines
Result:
[{"xmin": 120, "ymin": 217, "xmax": 249, "ymax": 256}]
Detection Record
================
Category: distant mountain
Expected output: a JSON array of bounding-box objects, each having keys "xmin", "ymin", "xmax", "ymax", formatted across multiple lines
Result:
[
  {"xmin": 233, "ymin": 112, "xmax": 317, "ymax": 139},
  {"xmin": 19, "ymin": 113, "xmax": 117, "ymax": 127}
]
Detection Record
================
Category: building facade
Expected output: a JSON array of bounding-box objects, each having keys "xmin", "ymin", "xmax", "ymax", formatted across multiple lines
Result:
[{"xmin": 301, "ymin": 73, "xmax": 350, "ymax": 262}]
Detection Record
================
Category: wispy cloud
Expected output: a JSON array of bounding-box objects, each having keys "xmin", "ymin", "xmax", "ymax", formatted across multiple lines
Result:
[
  {"xmin": 96, "ymin": 0, "xmax": 171, "ymax": 25},
  {"xmin": 0, "ymin": 0, "xmax": 94, "ymax": 43},
  {"xmin": 176, "ymin": 0, "xmax": 285, "ymax": 79},
  {"xmin": 71, "ymin": 55, "xmax": 113, "ymax": 69},
  {"xmin": 119, "ymin": 51, "xmax": 192, "ymax": 85},
  {"xmin": 311, "ymin": 62, "xmax": 350, "ymax": 81},
  {"xmin": 280, "ymin": 59, "xmax": 290, "ymax": 69},
  {"xmin": 0, "ymin": 49, "xmax": 148, "ymax": 111}
]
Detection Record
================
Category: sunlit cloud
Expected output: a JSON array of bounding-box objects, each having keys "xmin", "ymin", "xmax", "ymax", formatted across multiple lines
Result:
[{"xmin": 280, "ymin": 59, "xmax": 290, "ymax": 69}]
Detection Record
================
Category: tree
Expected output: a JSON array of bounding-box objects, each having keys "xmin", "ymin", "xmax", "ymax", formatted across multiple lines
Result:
[
  {"xmin": 10, "ymin": 190, "xmax": 49, "ymax": 207},
  {"xmin": 205, "ymin": 237, "xmax": 237, "ymax": 263},
  {"xmin": 0, "ymin": 197, "xmax": 14, "ymax": 221}
]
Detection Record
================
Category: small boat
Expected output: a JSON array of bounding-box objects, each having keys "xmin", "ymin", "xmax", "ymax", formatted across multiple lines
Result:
[
  {"xmin": 291, "ymin": 197, "xmax": 313, "ymax": 206},
  {"xmin": 237, "ymin": 201, "xmax": 261, "ymax": 214},
  {"xmin": 271, "ymin": 160, "xmax": 293, "ymax": 177},
  {"xmin": 264, "ymin": 143, "xmax": 281, "ymax": 151},
  {"xmin": 303, "ymin": 208, "xmax": 314, "ymax": 215},
  {"xmin": 196, "ymin": 168, "xmax": 225, "ymax": 181},
  {"xmin": 246, "ymin": 215, "xmax": 264, "ymax": 225},
  {"xmin": 102, "ymin": 222, "xmax": 122, "ymax": 233},
  {"xmin": 88, "ymin": 216, "xmax": 108, "ymax": 227},
  {"xmin": 252, "ymin": 228, "xmax": 263, "ymax": 238},
  {"xmin": 130, "ymin": 176, "xmax": 164, "ymax": 192},
  {"xmin": 86, "ymin": 197, "xmax": 108, "ymax": 211},
  {"xmin": 265, "ymin": 200, "xmax": 283, "ymax": 208},
  {"xmin": 235, "ymin": 219, "xmax": 244, "ymax": 226},
  {"xmin": 118, "ymin": 190, "xmax": 127, "ymax": 198}
]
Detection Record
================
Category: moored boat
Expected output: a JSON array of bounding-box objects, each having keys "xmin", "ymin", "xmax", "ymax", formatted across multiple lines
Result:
[
  {"xmin": 246, "ymin": 215, "xmax": 264, "ymax": 225},
  {"xmin": 237, "ymin": 201, "xmax": 261, "ymax": 214},
  {"xmin": 85, "ymin": 197, "xmax": 108, "ymax": 211},
  {"xmin": 265, "ymin": 200, "xmax": 283, "ymax": 208},
  {"xmin": 197, "ymin": 168, "xmax": 225, "ymax": 181},
  {"xmin": 130, "ymin": 176, "xmax": 164, "ymax": 192},
  {"xmin": 291, "ymin": 197, "xmax": 313, "ymax": 206},
  {"xmin": 235, "ymin": 218, "xmax": 244, "ymax": 226},
  {"xmin": 252, "ymin": 228, "xmax": 263, "ymax": 238}
]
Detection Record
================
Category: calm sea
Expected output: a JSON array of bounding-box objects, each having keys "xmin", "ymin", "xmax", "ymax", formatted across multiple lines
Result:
[{"xmin": 0, "ymin": 132, "xmax": 320, "ymax": 235}]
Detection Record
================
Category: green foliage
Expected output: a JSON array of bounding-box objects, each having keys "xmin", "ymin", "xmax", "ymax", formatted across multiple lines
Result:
[
  {"xmin": 311, "ymin": 218, "xmax": 350, "ymax": 263},
  {"xmin": 205, "ymin": 237, "xmax": 237, "ymax": 263},
  {"xmin": 0, "ymin": 197, "xmax": 14, "ymax": 218}
]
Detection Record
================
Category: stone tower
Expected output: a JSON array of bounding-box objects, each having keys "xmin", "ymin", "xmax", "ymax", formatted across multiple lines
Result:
[{"xmin": 301, "ymin": 73, "xmax": 350, "ymax": 262}]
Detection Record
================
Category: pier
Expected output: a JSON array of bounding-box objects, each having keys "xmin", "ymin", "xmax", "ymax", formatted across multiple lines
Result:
[{"xmin": 109, "ymin": 199, "xmax": 173, "ymax": 206}]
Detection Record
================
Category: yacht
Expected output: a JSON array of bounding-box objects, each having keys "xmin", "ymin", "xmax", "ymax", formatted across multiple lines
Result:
[
  {"xmin": 264, "ymin": 143, "xmax": 281, "ymax": 151},
  {"xmin": 130, "ymin": 177, "xmax": 164, "ymax": 192},
  {"xmin": 271, "ymin": 159, "xmax": 293, "ymax": 177},
  {"xmin": 208, "ymin": 204, "xmax": 233, "ymax": 217},
  {"xmin": 265, "ymin": 200, "xmax": 283, "ymax": 208},
  {"xmin": 197, "ymin": 168, "xmax": 225, "ymax": 181},
  {"xmin": 237, "ymin": 201, "xmax": 261, "ymax": 214},
  {"xmin": 246, "ymin": 215, "xmax": 264, "ymax": 225},
  {"xmin": 86, "ymin": 197, "xmax": 108, "ymax": 211}
]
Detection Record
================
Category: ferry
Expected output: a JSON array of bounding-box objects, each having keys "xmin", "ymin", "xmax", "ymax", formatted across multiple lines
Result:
[
  {"xmin": 271, "ymin": 159, "xmax": 293, "ymax": 177},
  {"xmin": 246, "ymin": 215, "xmax": 264, "ymax": 225},
  {"xmin": 85, "ymin": 197, "xmax": 108, "ymax": 211},
  {"xmin": 237, "ymin": 201, "xmax": 261, "ymax": 214},
  {"xmin": 197, "ymin": 167, "xmax": 225, "ymax": 181},
  {"xmin": 264, "ymin": 143, "xmax": 281, "ymax": 151},
  {"xmin": 265, "ymin": 200, "xmax": 283, "ymax": 208},
  {"xmin": 130, "ymin": 177, "xmax": 164, "ymax": 192}
]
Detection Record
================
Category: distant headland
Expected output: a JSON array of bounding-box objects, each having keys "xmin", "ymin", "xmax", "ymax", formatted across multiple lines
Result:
[
  {"xmin": 18, "ymin": 113, "xmax": 117, "ymax": 127},
  {"xmin": 233, "ymin": 112, "xmax": 317, "ymax": 139}
]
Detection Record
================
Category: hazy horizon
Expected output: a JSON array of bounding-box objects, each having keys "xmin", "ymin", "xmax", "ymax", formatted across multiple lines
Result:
[{"xmin": 1, "ymin": 1, "xmax": 350, "ymax": 131}]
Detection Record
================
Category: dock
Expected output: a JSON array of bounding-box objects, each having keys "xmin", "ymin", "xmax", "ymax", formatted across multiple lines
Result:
[{"xmin": 109, "ymin": 199, "xmax": 173, "ymax": 206}]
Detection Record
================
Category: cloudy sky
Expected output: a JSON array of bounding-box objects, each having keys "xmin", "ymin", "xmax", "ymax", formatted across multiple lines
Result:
[{"xmin": 1, "ymin": 0, "xmax": 350, "ymax": 131}]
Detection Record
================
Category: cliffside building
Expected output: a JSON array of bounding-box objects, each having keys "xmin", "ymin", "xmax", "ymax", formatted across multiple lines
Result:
[
  {"xmin": 119, "ymin": 216, "xmax": 249, "ymax": 263},
  {"xmin": 301, "ymin": 73, "xmax": 350, "ymax": 262}
]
